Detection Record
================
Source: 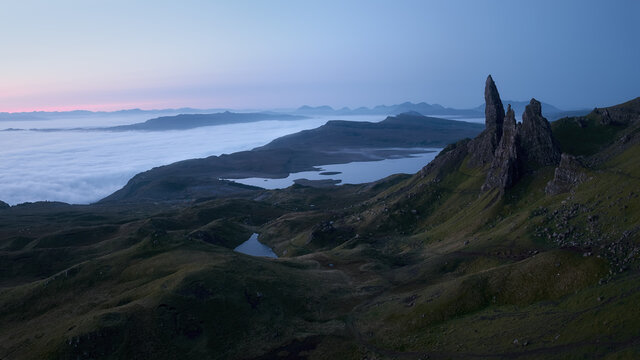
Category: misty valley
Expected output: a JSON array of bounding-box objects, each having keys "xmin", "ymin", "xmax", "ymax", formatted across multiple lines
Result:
[
  {"xmin": 1, "ymin": 2, "xmax": 639, "ymax": 359},
  {"xmin": 1, "ymin": 75, "xmax": 639, "ymax": 359}
]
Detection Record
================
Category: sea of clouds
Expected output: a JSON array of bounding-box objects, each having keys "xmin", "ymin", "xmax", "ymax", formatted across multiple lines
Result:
[{"xmin": 0, "ymin": 114, "xmax": 352, "ymax": 205}]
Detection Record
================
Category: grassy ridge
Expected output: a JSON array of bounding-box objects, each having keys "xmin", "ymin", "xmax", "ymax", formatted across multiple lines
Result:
[{"xmin": 0, "ymin": 102, "xmax": 639, "ymax": 358}]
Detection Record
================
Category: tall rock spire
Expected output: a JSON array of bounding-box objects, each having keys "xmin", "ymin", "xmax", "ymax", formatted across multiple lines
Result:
[
  {"xmin": 519, "ymin": 98, "xmax": 561, "ymax": 170},
  {"xmin": 426, "ymin": 76, "xmax": 564, "ymax": 193},
  {"xmin": 484, "ymin": 75, "xmax": 505, "ymax": 137},
  {"xmin": 467, "ymin": 75, "xmax": 506, "ymax": 167},
  {"xmin": 482, "ymin": 104, "xmax": 520, "ymax": 191}
]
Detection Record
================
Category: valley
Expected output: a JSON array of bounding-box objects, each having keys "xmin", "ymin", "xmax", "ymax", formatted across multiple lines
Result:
[{"xmin": 1, "ymin": 77, "xmax": 639, "ymax": 359}]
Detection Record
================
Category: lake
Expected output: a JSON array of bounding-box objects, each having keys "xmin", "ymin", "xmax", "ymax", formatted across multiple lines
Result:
[
  {"xmin": 227, "ymin": 149, "xmax": 441, "ymax": 189},
  {"xmin": 234, "ymin": 233, "xmax": 278, "ymax": 258}
]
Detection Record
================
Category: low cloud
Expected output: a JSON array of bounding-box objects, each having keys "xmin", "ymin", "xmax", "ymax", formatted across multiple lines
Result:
[{"xmin": 0, "ymin": 115, "xmax": 342, "ymax": 205}]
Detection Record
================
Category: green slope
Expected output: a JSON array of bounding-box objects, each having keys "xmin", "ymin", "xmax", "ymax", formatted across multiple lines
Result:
[{"xmin": 0, "ymin": 98, "xmax": 639, "ymax": 359}]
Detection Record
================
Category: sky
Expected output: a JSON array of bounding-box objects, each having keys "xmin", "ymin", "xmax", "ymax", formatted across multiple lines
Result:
[{"xmin": 0, "ymin": 0, "xmax": 638, "ymax": 112}]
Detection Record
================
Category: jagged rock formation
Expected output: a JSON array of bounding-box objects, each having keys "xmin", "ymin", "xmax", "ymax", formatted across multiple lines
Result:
[
  {"xmin": 484, "ymin": 75, "xmax": 506, "ymax": 134},
  {"xmin": 545, "ymin": 154, "xmax": 587, "ymax": 195},
  {"xmin": 593, "ymin": 97, "xmax": 640, "ymax": 125},
  {"xmin": 467, "ymin": 75, "xmax": 505, "ymax": 167},
  {"xmin": 481, "ymin": 105, "xmax": 520, "ymax": 191},
  {"xmin": 475, "ymin": 81, "xmax": 561, "ymax": 192},
  {"xmin": 423, "ymin": 76, "xmax": 562, "ymax": 193},
  {"xmin": 519, "ymin": 98, "xmax": 561, "ymax": 170}
]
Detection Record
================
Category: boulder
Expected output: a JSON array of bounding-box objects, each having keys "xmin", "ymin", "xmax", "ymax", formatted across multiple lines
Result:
[{"xmin": 545, "ymin": 154, "xmax": 587, "ymax": 195}]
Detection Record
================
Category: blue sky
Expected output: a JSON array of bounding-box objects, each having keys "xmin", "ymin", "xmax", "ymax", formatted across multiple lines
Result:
[{"xmin": 0, "ymin": 0, "xmax": 638, "ymax": 111}]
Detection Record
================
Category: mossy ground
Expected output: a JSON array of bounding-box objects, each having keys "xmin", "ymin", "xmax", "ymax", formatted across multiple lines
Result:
[{"xmin": 0, "ymin": 113, "xmax": 639, "ymax": 359}]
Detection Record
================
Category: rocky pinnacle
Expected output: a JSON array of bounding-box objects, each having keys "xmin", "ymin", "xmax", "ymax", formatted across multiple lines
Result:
[
  {"xmin": 480, "ymin": 94, "xmax": 561, "ymax": 192},
  {"xmin": 482, "ymin": 104, "xmax": 520, "ymax": 191},
  {"xmin": 467, "ymin": 75, "xmax": 507, "ymax": 167},
  {"xmin": 484, "ymin": 75, "xmax": 505, "ymax": 136},
  {"xmin": 520, "ymin": 98, "xmax": 561, "ymax": 170}
]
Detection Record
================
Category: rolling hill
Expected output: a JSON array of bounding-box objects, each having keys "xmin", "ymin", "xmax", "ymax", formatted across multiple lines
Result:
[{"xmin": 0, "ymin": 77, "xmax": 639, "ymax": 359}]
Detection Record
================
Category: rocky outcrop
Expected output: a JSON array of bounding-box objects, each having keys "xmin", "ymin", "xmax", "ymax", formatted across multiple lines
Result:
[
  {"xmin": 482, "ymin": 105, "xmax": 520, "ymax": 191},
  {"xmin": 420, "ymin": 138, "xmax": 470, "ymax": 181},
  {"xmin": 423, "ymin": 76, "xmax": 565, "ymax": 193},
  {"xmin": 484, "ymin": 75, "xmax": 506, "ymax": 134},
  {"xmin": 468, "ymin": 75, "xmax": 505, "ymax": 167},
  {"xmin": 0, "ymin": 200, "xmax": 9, "ymax": 209},
  {"xmin": 476, "ymin": 84, "xmax": 561, "ymax": 192},
  {"xmin": 593, "ymin": 97, "xmax": 640, "ymax": 125},
  {"xmin": 519, "ymin": 99, "xmax": 561, "ymax": 170},
  {"xmin": 545, "ymin": 154, "xmax": 587, "ymax": 195}
]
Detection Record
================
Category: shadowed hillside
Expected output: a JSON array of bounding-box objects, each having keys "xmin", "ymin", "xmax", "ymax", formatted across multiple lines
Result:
[
  {"xmin": 1, "ymin": 77, "xmax": 639, "ymax": 359},
  {"xmin": 101, "ymin": 113, "xmax": 482, "ymax": 203}
]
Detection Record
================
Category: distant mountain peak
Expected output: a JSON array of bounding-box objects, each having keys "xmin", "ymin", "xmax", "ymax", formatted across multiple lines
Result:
[
  {"xmin": 293, "ymin": 101, "xmax": 482, "ymax": 117},
  {"xmin": 296, "ymin": 105, "xmax": 335, "ymax": 111},
  {"xmin": 397, "ymin": 110, "xmax": 424, "ymax": 117}
]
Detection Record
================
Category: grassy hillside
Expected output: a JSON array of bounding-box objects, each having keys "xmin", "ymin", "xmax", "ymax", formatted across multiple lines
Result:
[{"xmin": 0, "ymin": 99, "xmax": 639, "ymax": 359}]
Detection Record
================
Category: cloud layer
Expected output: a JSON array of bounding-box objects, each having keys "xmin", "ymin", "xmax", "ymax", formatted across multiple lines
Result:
[{"xmin": 0, "ymin": 115, "xmax": 348, "ymax": 205}]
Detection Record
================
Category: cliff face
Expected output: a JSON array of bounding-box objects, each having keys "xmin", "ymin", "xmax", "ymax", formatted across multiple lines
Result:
[
  {"xmin": 471, "ymin": 76, "xmax": 561, "ymax": 192},
  {"xmin": 424, "ymin": 75, "xmax": 561, "ymax": 193},
  {"xmin": 467, "ymin": 75, "xmax": 505, "ymax": 167},
  {"xmin": 519, "ymin": 98, "xmax": 561, "ymax": 170},
  {"xmin": 545, "ymin": 153, "xmax": 587, "ymax": 195},
  {"xmin": 593, "ymin": 97, "xmax": 640, "ymax": 125},
  {"xmin": 481, "ymin": 105, "xmax": 520, "ymax": 191}
]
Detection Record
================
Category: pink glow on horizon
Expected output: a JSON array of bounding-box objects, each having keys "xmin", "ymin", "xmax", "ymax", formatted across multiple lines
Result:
[
  {"xmin": 0, "ymin": 94, "xmax": 248, "ymax": 113},
  {"xmin": 1, "ymin": 101, "xmax": 184, "ymax": 113},
  {"xmin": 1, "ymin": 100, "xmax": 223, "ymax": 113}
]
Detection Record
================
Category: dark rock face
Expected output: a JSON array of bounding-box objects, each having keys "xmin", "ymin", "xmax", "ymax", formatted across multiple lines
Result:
[
  {"xmin": 519, "ymin": 99, "xmax": 561, "ymax": 170},
  {"xmin": 545, "ymin": 154, "xmax": 587, "ymax": 195},
  {"xmin": 473, "ymin": 85, "xmax": 561, "ymax": 192},
  {"xmin": 468, "ymin": 75, "xmax": 505, "ymax": 167},
  {"xmin": 484, "ymin": 75, "xmax": 506, "ymax": 134},
  {"xmin": 482, "ymin": 105, "xmax": 521, "ymax": 191},
  {"xmin": 420, "ymin": 138, "xmax": 470, "ymax": 181},
  {"xmin": 424, "ymin": 76, "xmax": 564, "ymax": 193},
  {"xmin": 593, "ymin": 97, "xmax": 640, "ymax": 125},
  {"xmin": 0, "ymin": 200, "xmax": 9, "ymax": 209}
]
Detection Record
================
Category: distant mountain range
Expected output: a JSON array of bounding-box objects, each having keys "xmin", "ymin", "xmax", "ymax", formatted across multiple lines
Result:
[
  {"xmin": 0, "ymin": 111, "xmax": 308, "ymax": 132},
  {"xmin": 1, "ymin": 100, "xmax": 590, "ymax": 123},
  {"xmin": 293, "ymin": 100, "xmax": 590, "ymax": 120},
  {"xmin": 106, "ymin": 112, "xmax": 307, "ymax": 131},
  {"xmin": 473, "ymin": 99, "xmax": 563, "ymax": 116},
  {"xmin": 293, "ymin": 102, "xmax": 481, "ymax": 117},
  {"xmin": 0, "ymin": 108, "xmax": 233, "ymax": 121}
]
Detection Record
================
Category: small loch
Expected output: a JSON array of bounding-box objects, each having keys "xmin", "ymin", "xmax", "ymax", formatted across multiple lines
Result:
[
  {"xmin": 226, "ymin": 148, "xmax": 441, "ymax": 190},
  {"xmin": 234, "ymin": 233, "xmax": 278, "ymax": 258}
]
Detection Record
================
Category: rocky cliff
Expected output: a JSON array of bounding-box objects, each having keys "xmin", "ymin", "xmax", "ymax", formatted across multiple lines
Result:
[
  {"xmin": 545, "ymin": 153, "xmax": 587, "ymax": 195},
  {"xmin": 519, "ymin": 98, "xmax": 561, "ymax": 170},
  {"xmin": 428, "ymin": 75, "xmax": 562, "ymax": 193},
  {"xmin": 474, "ymin": 78, "xmax": 561, "ymax": 192},
  {"xmin": 467, "ymin": 75, "xmax": 505, "ymax": 167},
  {"xmin": 481, "ymin": 105, "xmax": 521, "ymax": 191},
  {"xmin": 593, "ymin": 97, "xmax": 640, "ymax": 125}
]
